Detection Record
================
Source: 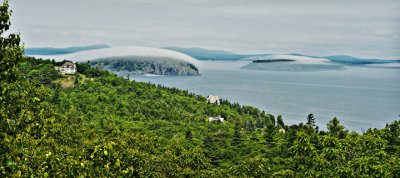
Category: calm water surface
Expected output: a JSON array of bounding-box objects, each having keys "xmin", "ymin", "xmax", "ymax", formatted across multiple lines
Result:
[{"xmin": 132, "ymin": 61, "xmax": 400, "ymax": 131}]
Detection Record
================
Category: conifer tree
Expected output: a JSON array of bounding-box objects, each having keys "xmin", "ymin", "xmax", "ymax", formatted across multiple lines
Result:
[
  {"xmin": 306, "ymin": 113, "xmax": 315, "ymax": 127},
  {"xmin": 277, "ymin": 115, "xmax": 284, "ymax": 128},
  {"xmin": 327, "ymin": 117, "xmax": 347, "ymax": 138}
]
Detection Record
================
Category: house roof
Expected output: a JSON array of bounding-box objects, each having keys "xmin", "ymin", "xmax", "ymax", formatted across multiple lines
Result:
[
  {"xmin": 207, "ymin": 95, "xmax": 219, "ymax": 100},
  {"xmin": 63, "ymin": 62, "xmax": 75, "ymax": 66}
]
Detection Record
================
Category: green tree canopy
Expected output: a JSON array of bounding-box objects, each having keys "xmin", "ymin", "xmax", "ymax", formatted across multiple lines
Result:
[{"xmin": 327, "ymin": 117, "xmax": 347, "ymax": 138}]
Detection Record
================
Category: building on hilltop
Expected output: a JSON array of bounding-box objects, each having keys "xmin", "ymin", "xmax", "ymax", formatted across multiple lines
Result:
[
  {"xmin": 55, "ymin": 62, "xmax": 77, "ymax": 74},
  {"xmin": 208, "ymin": 117, "xmax": 224, "ymax": 122},
  {"xmin": 207, "ymin": 95, "xmax": 220, "ymax": 105}
]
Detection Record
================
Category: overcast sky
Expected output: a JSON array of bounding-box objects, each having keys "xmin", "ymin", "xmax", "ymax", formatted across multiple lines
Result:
[{"xmin": 9, "ymin": 0, "xmax": 400, "ymax": 58}]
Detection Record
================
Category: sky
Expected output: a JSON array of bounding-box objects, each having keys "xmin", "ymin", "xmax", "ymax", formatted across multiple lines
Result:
[{"xmin": 8, "ymin": 0, "xmax": 400, "ymax": 59}]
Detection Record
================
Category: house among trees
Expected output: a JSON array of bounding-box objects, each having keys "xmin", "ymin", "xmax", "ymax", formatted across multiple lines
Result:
[
  {"xmin": 55, "ymin": 62, "xmax": 77, "ymax": 74},
  {"xmin": 208, "ymin": 117, "xmax": 224, "ymax": 122},
  {"xmin": 278, "ymin": 128, "xmax": 286, "ymax": 133},
  {"xmin": 207, "ymin": 95, "xmax": 220, "ymax": 105}
]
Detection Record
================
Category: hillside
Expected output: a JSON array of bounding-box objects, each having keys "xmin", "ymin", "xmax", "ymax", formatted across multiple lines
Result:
[
  {"xmin": 90, "ymin": 56, "xmax": 200, "ymax": 76},
  {"xmin": 2, "ymin": 56, "xmax": 399, "ymax": 177}
]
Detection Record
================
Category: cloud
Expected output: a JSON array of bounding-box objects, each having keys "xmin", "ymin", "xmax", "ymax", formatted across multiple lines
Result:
[{"xmin": 9, "ymin": 0, "xmax": 400, "ymax": 59}]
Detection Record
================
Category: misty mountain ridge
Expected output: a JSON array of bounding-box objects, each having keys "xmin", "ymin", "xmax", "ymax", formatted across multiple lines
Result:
[
  {"xmin": 24, "ymin": 44, "xmax": 111, "ymax": 55},
  {"xmin": 25, "ymin": 44, "xmax": 400, "ymax": 66},
  {"xmin": 163, "ymin": 46, "xmax": 256, "ymax": 61},
  {"xmin": 165, "ymin": 47, "xmax": 400, "ymax": 65}
]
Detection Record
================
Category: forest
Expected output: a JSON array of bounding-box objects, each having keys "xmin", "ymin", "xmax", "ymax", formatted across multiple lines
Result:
[{"xmin": 1, "ymin": 1, "xmax": 399, "ymax": 177}]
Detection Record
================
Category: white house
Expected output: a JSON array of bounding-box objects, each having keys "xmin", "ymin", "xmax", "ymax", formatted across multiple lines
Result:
[
  {"xmin": 207, "ymin": 95, "xmax": 220, "ymax": 105},
  {"xmin": 278, "ymin": 128, "xmax": 286, "ymax": 133},
  {"xmin": 208, "ymin": 117, "xmax": 224, "ymax": 122},
  {"xmin": 55, "ymin": 62, "xmax": 77, "ymax": 75}
]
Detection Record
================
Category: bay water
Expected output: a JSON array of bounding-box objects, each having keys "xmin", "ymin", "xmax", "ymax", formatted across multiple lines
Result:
[{"xmin": 133, "ymin": 61, "xmax": 400, "ymax": 131}]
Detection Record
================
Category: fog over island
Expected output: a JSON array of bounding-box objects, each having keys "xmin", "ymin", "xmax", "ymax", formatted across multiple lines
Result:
[{"xmin": 33, "ymin": 46, "xmax": 200, "ymax": 65}]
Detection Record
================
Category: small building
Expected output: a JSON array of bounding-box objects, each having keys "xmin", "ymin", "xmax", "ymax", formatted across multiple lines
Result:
[
  {"xmin": 208, "ymin": 117, "xmax": 224, "ymax": 122},
  {"xmin": 55, "ymin": 62, "xmax": 77, "ymax": 75},
  {"xmin": 207, "ymin": 95, "xmax": 220, "ymax": 105},
  {"xmin": 278, "ymin": 128, "xmax": 286, "ymax": 133}
]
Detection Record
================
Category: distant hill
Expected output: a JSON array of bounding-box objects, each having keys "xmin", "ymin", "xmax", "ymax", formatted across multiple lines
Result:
[
  {"xmin": 163, "ymin": 47, "xmax": 256, "ymax": 61},
  {"xmin": 164, "ymin": 47, "xmax": 400, "ymax": 65},
  {"xmin": 24, "ymin": 44, "xmax": 111, "ymax": 55},
  {"xmin": 324, "ymin": 55, "xmax": 400, "ymax": 65}
]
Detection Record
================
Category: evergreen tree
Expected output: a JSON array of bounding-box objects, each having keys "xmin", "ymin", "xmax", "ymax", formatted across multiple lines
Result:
[
  {"xmin": 255, "ymin": 119, "xmax": 263, "ymax": 128},
  {"xmin": 264, "ymin": 123, "xmax": 275, "ymax": 148},
  {"xmin": 327, "ymin": 117, "xmax": 347, "ymax": 138},
  {"xmin": 277, "ymin": 115, "xmax": 284, "ymax": 128},
  {"xmin": 270, "ymin": 114, "xmax": 276, "ymax": 126},
  {"xmin": 245, "ymin": 120, "xmax": 255, "ymax": 132},
  {"xmin": 185, "ymin": 130, "xmax": 192, "ymax": 140},
  {"xmin": 74, "ymin": 76, "xmax": 79, "ymax": 85},
  {"xmin": 306, "ymin": 113, "xmax": 315, "ymax": 127},
  {"xmin": 233, "ymin": 124, "xmax": 242, "ymax": 145}
]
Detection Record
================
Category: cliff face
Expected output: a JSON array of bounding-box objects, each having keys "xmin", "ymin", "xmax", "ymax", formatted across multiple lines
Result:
[{"xmin": 90, "ymin": 56, "xmax": 200, "ymax": 76}]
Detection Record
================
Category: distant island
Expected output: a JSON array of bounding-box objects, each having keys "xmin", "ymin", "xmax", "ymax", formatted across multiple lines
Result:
[
  {"xmin": 90, "ymin": 56, "xmax": 200, "ymax": 76},
  {"xmin": 252, "ymin": 59, "xmax": 295, "ymax": 63},
  {"xmin": 242, "ymin": 55, "xmax": 346, "ymax": 72}
]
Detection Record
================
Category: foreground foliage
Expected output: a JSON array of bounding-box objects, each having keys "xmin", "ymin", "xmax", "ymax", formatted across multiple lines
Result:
[{"xmin": 1, "ymin": 1, "xmax": 399, "ymax": 177}]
